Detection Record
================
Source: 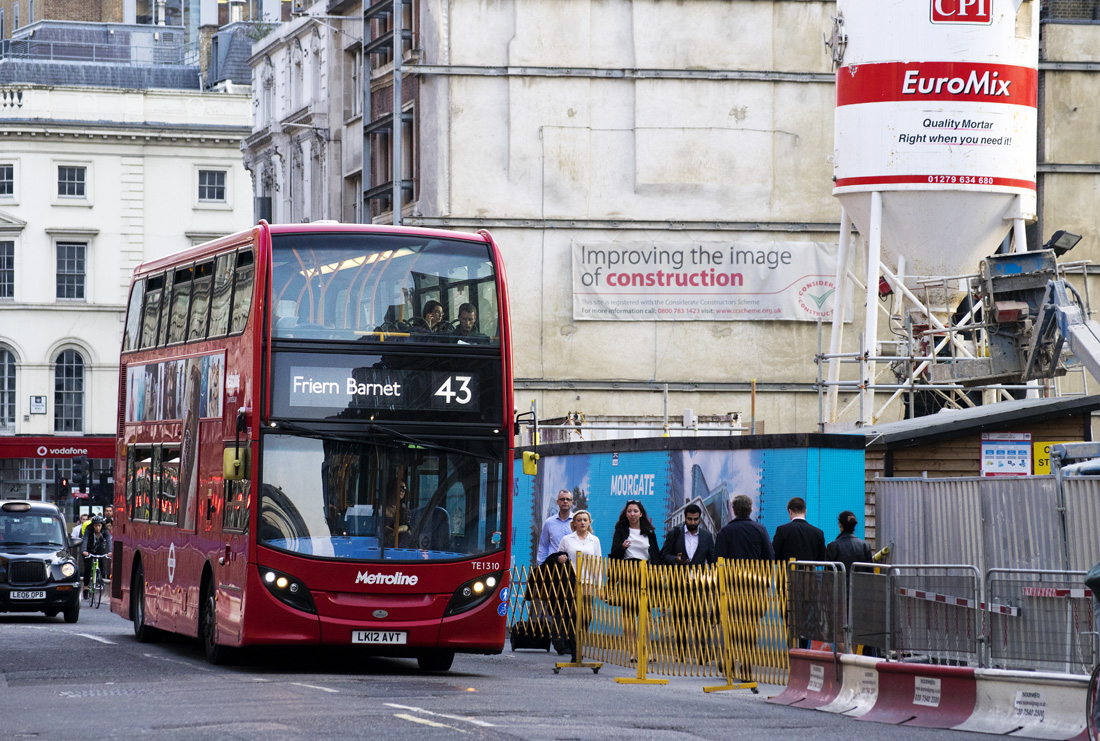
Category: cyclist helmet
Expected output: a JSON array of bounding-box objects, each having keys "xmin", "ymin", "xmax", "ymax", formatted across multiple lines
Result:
[{"xmin": 90, "ymin": 515, "xmax": 106, "ymax": 525}]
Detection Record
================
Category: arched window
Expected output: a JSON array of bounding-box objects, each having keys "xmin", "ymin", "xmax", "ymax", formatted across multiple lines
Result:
[
  {"xmin": 0, "ymin": 347, "xmax": 14, "ymax": 432},
  {"xmin": 54, "ymin": 349, "xmax": 83, "ymax": 433}
]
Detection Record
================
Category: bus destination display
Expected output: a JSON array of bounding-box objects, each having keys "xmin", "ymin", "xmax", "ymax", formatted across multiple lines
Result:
[{"xmin": 280, "ymin": 363, "xmax": 480, "ymax": 415}]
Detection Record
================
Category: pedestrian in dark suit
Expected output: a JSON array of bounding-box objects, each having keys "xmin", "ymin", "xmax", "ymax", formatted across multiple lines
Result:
[
  {"xmin": 660, "ymin": 503, "xmax": 717, "ymax": 661},
  {"xmin": 715, "ymin": 495, "xmax": 774, "ymax": 561},
  {"xmin": 772, "ymin": 497, "xmax": 827, "ymax": 562},
  {"xmin": 774, "ymin": 497, "xmax": 827, "ymax": 649},
  {"xmin": 660, "ymin": 503, "xmax": 717, "ymax": 566}
]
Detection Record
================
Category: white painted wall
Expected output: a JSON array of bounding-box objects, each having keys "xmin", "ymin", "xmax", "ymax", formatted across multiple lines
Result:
[{"xmin": 0, "ymin": 84, "xmax": 252, "ymax": 437}]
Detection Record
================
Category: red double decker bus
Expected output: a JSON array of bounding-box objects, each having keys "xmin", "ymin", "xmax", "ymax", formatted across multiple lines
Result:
[{"xmin": 110, "ymin": 222, "xmax": 513, "ymax": 669}]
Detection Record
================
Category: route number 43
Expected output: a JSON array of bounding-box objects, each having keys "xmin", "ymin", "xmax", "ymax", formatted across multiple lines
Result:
[{"xmin": 435, "ymin": 375, "xmax": 473, "ymax": 405}]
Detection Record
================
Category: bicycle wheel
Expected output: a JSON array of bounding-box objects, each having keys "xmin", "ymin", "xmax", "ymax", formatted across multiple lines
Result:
[
  {"xmin": 1087, "ymin": 662, "xmax": 1100, "ymax": 741},
  {"xmin": 85, "ymin": 561, "xmax": 96, "ymax": 601},
  {"xmin": 92, "ymin": 573, "xmax": 104, "ymax": 609}
]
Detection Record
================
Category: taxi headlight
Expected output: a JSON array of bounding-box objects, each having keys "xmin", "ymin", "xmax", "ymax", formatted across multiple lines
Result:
[{"xmin": 60, "ymin": 562, "xmax": 77, "ymax": 578}]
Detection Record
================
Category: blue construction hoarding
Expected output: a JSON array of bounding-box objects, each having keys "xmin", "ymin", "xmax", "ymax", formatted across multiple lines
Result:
[{"xmin": 511, "ymin": 435, "xmax": 865, "ymax": 567}]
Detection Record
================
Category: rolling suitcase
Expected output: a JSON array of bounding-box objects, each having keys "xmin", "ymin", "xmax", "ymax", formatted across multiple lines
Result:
[{"xmin": 509, "ymin": 620, "xmax": 551, "ymax": 651}]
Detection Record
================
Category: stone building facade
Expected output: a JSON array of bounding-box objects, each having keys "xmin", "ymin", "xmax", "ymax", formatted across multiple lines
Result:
[
  {"xmin": 0, "ymin": 19, "xmax": 252, "ymax": 510},
  {"xmin": 244, "ymin": 0, "xmax": 1100, "ymax": 437}
]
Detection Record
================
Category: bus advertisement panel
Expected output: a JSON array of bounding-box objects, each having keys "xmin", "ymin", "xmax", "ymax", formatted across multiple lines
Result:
[{"xmin": 111, "ymin": 223, "xmax": 513, "ymax": 670}]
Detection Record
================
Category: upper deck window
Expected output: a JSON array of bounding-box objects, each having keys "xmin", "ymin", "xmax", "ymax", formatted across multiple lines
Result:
[{"xmin": 270, "ymin": 233, "xmax": 499, "ymax": 346}]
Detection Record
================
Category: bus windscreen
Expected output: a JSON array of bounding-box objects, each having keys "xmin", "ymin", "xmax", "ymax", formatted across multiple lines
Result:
[
  {"xmin": 258, "ymin": 434, "xmax": 505, "ymax": 562},
  {"xmin": 270, "ymin": 233, "xmax": 500, "ymax": 344}
]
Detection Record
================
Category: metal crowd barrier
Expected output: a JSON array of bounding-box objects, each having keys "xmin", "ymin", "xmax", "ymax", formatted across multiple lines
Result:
[
  {"xmin": 849, "ymin": 563, "xmax": 983, "ymax": 665},
  {"xmin": 507, "ymin": 556, "xmax": 790, "ymax": 690},
  {"xmin": 786, "ymin": 561, "xmax": 848, "ymax": 652},
  {"xmin": 507, "ymin": 560, "xmax": 1097, "ymax": 679},
  {"xmin": 985, "ymin": 568, "xmax": 1097, "ymax": 674}
]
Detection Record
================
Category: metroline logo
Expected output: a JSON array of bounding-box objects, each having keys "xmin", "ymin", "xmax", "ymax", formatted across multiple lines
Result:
[
  {"xmin": 931, "ymin": 0, "xmax": 992, "ymax": 24},
  {"xmin": 355, "ymin": 570, "xmax": 419, "ymax": 586}
]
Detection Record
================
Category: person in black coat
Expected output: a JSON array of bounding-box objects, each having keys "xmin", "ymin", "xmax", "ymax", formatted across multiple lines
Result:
[
  {"xmin": 715, "ymin": 495, "xmax": 774, "ymax": 561},
  {"xmin": 660, "ymin": 503, "xmax": 716, "ymax": 565},
  {"xmin": 825, "ymin": 510, "xmax": 874, "ymax": 577},
  {"xmin": 772, "ymin": 497, "xmax": 827, "ymax": 562}
]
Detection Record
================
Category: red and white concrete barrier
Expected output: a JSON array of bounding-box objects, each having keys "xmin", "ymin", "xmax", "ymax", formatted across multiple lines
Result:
[
  {"xmin": 856, "ymin": 662, "xmax": 978, "ymax": 728},
  {"xmin": 816, "ymin": 653, "xmax": 885, "ymax": 717},
  {"xmin": 952, "ymin": 669, "xmax": 1089, "ymax": 740},
  {"xmin": 767, "ymin": 649, "xmax": 842, "ymax": 708},
  {"xmin": 776, "ymin": 653, "xmax": 1091, "ymax": 739}
]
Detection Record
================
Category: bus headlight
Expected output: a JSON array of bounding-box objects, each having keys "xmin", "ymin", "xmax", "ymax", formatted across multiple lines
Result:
[
  {"xmin": 444, "ymin": 571, "xmax": 503, "ymax": 617},
  {"xmin": 260, "ymin": 567, "xmax": 316, "ymax": 614}
]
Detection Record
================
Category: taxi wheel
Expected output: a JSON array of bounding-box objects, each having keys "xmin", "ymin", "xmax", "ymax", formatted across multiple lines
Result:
[{"xmin": 63, "ymin": 602, "xmax": 79, "ymax": 624}]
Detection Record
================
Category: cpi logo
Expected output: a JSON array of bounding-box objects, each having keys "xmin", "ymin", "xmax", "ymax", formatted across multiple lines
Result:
[{"xmin": 931, "ymin": 0, "xmax": 992, "ymax": 24}]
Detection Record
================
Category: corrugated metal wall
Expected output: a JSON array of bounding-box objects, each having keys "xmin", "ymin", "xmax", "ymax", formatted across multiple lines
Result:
[
  {"xmin": 878, "ymin": 475, "xmax": 1098, "ymax": 571},
  {"xmin": 1063, "ymin": 478, "xmax": 1100, "ymax": 571}
]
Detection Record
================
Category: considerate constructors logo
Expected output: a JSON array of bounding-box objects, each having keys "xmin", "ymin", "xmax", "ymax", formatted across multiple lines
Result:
[{"xmin": 797, "ymin": 279, "xmax": 837, "ymax": 319}]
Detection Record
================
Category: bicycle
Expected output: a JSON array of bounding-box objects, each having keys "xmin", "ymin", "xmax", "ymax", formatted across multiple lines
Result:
[{"xmin": 86, "ymin": 554, "xmax": 110, "ymax": 609}]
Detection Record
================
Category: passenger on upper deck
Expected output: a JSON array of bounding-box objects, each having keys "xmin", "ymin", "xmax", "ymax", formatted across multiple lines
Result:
[
  {"xmin": 451, "ymin": 303, "xmax": 489, "ymax": 345},
  {"xmin": 422, "ymin": 301, "xmax": 445, "ymax": 332}
]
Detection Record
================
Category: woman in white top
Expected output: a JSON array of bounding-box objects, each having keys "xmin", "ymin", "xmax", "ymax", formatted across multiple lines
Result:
[
  {"xmin": 608, "ymin": 500, "xmax": 660, "ymax": 663},
  {"xmin": 554, "ymin": 510, "xmax": 600, "ymax": 662},
  {"xmin": 557, "ymin": 510, "xmax": 602, "ymax": 576}
]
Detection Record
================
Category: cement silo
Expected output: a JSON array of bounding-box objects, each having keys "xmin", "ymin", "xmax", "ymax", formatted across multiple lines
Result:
[{"xmin": 826, "ymin": 0, "xmax": 1039, "ymax": 423}]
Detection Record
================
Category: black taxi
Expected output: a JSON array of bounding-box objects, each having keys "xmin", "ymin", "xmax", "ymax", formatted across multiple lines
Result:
[{"xmin": 0, "ymin": 501, "xmax": 81, "ymax": 622}]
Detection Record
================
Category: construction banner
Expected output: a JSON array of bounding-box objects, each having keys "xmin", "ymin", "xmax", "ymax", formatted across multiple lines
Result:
[{"xmin": 571, "ymin": 241, "xmax": 848, "ymax": 322}]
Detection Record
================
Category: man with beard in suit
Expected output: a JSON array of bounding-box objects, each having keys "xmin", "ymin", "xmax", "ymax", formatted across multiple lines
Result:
[
  {"xmin": 661, "ymin": 503, "xmax": 716, "ymax": 566},
  {"xmin": 660, "ymin": 503, "xmax": 717, "ymax": 662}
]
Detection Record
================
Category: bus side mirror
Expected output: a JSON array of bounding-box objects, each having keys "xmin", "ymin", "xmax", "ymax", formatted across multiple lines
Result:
[
  {"xmin": 522, "ymin": 451, "xmax": 539, "ymax": 476},
  {"xmin": 223, "ymin": 447, "xmax": 251, "ymax": 481}
]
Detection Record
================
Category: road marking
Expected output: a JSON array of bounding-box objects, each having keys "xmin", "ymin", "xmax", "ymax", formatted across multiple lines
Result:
[
  {"xmin": 142, "ymin": 653, "xmax": 214, "ymax": 672},
  {"xmin": 393, "ymin": 713, "xmax": 468, "ymax": 733},
  {"xmin": 290, "ymin": 682, "xmax": 339, "ymax": 694},
  {"xmin": 75, "ymin": 633, "xmax": 116, "ymax": 645},
  {"xmin": 385, "ymin": 703, "xmax": 495, "ymax": 728}
]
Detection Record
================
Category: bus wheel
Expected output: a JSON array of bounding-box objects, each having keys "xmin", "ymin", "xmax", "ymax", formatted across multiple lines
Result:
[
  {"xmin": 201, "ymin": 582, "xmax": 234, "ymax": 665},
  {"xmin": 417, "ymin": 650, "xmax": 455, "ymax": 672},
  {"xmin": 133, "ymin": 563, "xmax": 160, "ymax": 643}
]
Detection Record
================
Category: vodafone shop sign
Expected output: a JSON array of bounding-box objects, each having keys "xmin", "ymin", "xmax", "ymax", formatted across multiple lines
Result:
[{"xmin": 833, "ymin": 0, "xmax": 1038, "ymax": 195}]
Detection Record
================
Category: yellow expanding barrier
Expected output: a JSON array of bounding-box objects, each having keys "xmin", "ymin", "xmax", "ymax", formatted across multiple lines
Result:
[{"xmin": 509, "ymin": 556, "xmax": 789, "ymax": 691}]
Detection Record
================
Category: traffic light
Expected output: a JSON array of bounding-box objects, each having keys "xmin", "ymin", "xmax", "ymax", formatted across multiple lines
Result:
[
  {"xmin": 60, "ymin": 478, "xmax": 71, "ymax": 499},
  {"xmin": 72, "ymin": 455, "xmax": 88, "ymax": 488}
]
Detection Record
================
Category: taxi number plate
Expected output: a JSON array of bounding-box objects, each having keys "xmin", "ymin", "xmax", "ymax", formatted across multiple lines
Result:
[
  {"xmin": 11, "ymin": 590, "xmax": 46, "ymax": 600},
  {"xmin": 352, "ymin": 630, "xmax": 407, "ymax": 645}
]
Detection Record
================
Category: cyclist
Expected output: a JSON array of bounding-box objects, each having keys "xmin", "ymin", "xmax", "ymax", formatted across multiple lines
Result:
[{"xmin": 81, "ymin": 516, "xmax": 111, "ymax": 600}]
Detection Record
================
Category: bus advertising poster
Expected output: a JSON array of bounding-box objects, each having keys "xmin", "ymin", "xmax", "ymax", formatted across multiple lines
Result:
[
  {"xmin": 125, "ymin": 352, "xmax": 225, "ymax": 530},
  {"xmin": 511, "ymin": 445, "xmax": 864, "ymax": 567}
]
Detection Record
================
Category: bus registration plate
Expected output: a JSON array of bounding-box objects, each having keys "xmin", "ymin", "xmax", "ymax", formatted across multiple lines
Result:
[
  {"xmin": 11, "ymin": 590, "xmax": 46, "ymax": 600},
  {"xmin": 352, "ymin": 630, "xmax": 407, "ymax": 645}
]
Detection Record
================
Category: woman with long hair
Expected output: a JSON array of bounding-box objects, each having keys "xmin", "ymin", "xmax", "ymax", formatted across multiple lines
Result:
[{"xmin": 608, "ymin": 500, "xmax": 660, "ymax": 663}]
